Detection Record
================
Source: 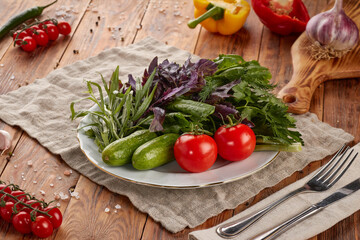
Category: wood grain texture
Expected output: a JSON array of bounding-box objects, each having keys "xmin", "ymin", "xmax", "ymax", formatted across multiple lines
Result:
[
  {"xmin": 277, "ymin": 0, "xmax": 360, "ymax": 114},
  {"xmin": 55, "ymin": 176, "xmax": 147, "ymax": 240},
  {"xmin": 135, "ymin": 0, "xmax": 200, "ymax": 53}
]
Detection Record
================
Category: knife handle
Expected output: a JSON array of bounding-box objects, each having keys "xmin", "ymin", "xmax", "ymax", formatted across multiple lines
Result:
[{"xmin": 249, "ymin": 205, "xmax": 323, "ymax": 240}]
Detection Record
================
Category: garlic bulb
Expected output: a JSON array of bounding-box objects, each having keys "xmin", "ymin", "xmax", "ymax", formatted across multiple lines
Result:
[
  {"xmin": 306, "ymin": 0, "xmax": 359, "ymax": 60},
  {"xmin": 0, "ymin": 130, "xmax": 12, "ymax": 154}
]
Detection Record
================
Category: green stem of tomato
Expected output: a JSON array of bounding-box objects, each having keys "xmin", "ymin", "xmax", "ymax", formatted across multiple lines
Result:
[{"xmin": 0, "ymin": 188, "xmax": 53, "ymax": 217}]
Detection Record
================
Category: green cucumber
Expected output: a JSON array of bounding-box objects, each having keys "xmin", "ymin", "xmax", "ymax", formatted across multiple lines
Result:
[
  {"xmin": 166, "ymin": 99, "xmax": 215, "ymax": 119},
  {"xmin": 132, "ymin": 133, "xmax": 179, "ymax": 170},
  {"xmin": 102, "ymin": 130, "xmax": 157, "ymax": 166}
]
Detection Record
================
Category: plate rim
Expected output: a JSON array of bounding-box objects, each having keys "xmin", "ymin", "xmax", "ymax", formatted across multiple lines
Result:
[{"xmin": 77, "ymin": 133, "xmax": 279, "ymax": 189}]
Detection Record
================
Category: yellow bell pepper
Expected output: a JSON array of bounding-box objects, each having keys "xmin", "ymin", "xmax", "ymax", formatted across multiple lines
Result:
[{"xmin": 188, "ymin": 0, "xmax": 250, "ymax": 35}]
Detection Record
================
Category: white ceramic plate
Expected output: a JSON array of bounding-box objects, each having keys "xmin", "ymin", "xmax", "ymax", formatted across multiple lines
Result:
[{"xmin": 77, "ymin": 105, "xmax": 279, "ymax": 189}]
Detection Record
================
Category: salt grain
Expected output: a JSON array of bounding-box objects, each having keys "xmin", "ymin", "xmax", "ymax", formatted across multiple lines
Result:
[
  {"xmin": 58, "ymin": 176, "xmax": 62, "ymax": 180},
  {"xmin": 58, "ymin": 192, "xmax": 69, "ymax": 200},
  {"xmin": 33, "ymin": 180, "xmax": 37, "ymax": 184},
  {"xmin": 56, "ymin": 202, "xmax": 61, "ymax": 207},
  {"xmin": 40, "ymin": 190, "xmax": 46, "ymax": 196},
  {"xmin": 10, "ymin": 75, "xmax": 15, "ymax": 80},
  {"xmin": 70, "ymin": 191, "xmax": 80, "ymax": 200},
  {"xmin": 33, "ymin": 169, "xmax": 37, "ymax": 172},
  {"xmin": 136, "ymin": 25, "xmax": 142, "ymax": 30},
  {"xmin": 14, "ymin": 164, "xmax": 18, "ymax": 168},
  {"xmin": 27, "ymin": 160, "xmax": 33, "ymax": 166},
  {"xmin": 50, "ymin": 183, "xmax": 54, "ymax": 187},
  {"xmin": 0, "ymin": 64, "xmax": 4, "ymax": 67},
  {"xmin": 104, "ymin": 208, "xmax": 110, "ymax": 213},
  {"xmin": 115, "ymin": 204, "xmax": 121, "ymax": 209},
  {"xmin": 114, "ymin": 210, "xmax": 118, "ymax": 213},
  {"xmin": 43, "ymin": 160, "xmax": 46, "ymax": 164}
]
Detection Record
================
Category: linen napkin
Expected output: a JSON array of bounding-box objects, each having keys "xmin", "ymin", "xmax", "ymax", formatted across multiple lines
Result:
[
  {"xmin": 189, "ymin": 142, "xmax": 360, "ymax": 240},
  {"xmin": 0, "ymin": 37, "xmax": 354, "ymax": 233}
]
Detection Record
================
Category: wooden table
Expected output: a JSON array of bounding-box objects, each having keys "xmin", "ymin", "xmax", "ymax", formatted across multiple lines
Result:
[{"xmin": 0, "ymin": 0, "xmax": 359, "ymax": 239}]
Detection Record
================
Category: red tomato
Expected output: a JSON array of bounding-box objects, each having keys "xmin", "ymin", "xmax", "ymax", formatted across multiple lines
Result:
[
  {"xmin": 12, "ymin": 211, "xmax": 32, "ymax": 234},
  {"xmin": 23, "ymin": 200, "xmax": 42, "ymax": 215},
  {"xmin": 38, "ymin": 20, "xmax": 53, "ymax": 29},
  {"xmin": 42, "ymin": 207, "xmax": 62, "ymax": 229},
  {"xmin": 44, "ymin": 24, "xmax": 59, "ymax": 41},
  {"xmin": 0, "ymin": 184, "xmax": 11, "ymax": 201},
  {"xmin": 174, "ymin": 134, "xmax": 217, "ymax": 173},
  {"xmin": 21, "ymin": 36, "xmax": 37, "ymax": 52},
  {"xmin": 31, "ymin": 216, "xmax": 53, "ymax": 238},
  {"xmin": 57, "ymin": 22, "xmax": 71, "ymax": 35},
  {"xmin": 32, "ymin": 29, "xmax": 49, "ymax": 46},
  {"xmin": 25, "ymin": 25, "xmax": 40, "ymax": 36},
  {"xmin": 12, "ymin": 31, "xmax": 28, "ymax": 45},
  {"xmin": 214, "ymin": 123, "xmax": 256, "ymax": 161},
  {"xmin": 0, "ymin": 201, "xmax": 16, "ymax": 222},
  {"xmin": 8, "ymin": 190, "xmax": 28, "ymax": 202}
]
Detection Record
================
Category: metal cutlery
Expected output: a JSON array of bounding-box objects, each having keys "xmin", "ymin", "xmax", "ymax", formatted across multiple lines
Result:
[
  {"xmin": 216, "ymin": 145, "xmax": 358, "ymax": 238},
  {"xmin": 250, "ymin": 177, "xmax": 360, "ymax": 240}
]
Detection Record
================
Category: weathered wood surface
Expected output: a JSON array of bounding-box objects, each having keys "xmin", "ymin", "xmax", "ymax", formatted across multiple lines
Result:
[
  {"xmin": 277, "ymin": 0, "xmax": 360, "ymax": 114},
  {"xmin": 0, "ymin": 0, "xmax": 359, "ymax": 239}
]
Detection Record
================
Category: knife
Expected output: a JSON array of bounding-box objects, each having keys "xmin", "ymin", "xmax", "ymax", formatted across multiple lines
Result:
[{"xmin": 249, "ymin": 178, "xmax": 360, "ymax": 240}]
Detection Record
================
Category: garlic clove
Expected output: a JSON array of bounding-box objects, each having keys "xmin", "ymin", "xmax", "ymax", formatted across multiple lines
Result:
[{"xmin": 0, "ymin": 130, "xmax": 12, "ymax": 154}]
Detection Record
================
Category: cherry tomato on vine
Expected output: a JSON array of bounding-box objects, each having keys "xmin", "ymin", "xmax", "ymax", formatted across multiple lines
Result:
[
  {"xmin": 38, "ymin": 20, "xmax": 53, "ymax": 29},
  {"xmin": 31, "ymin": 216, "xmax": 53, "ymax": 238},
  {"xmin": 42, "ymin": 207, "xmax": 62, "ymax": 229},
  {"xmin": 0, "ymin": 184, "xmax": 11, "ymax": 201},
  {"xmin": 23, "ymin": 200, "xmax": 42, "ymax": 215},
  {"xmin": 174, "ymin": 134, "xmax": 217, "ymax": 173},
  {"xmin": 12, "ymin": 211, "xmax": 32, "ymax": 234},
  {"xmin": 0, "ymin": 201, "xmax": 17, "ymax": 222},
  {"xmin": 56, "ymin": 22, "xmax": 71, "ymax": 35},
  {"xmin": 214, "ymin": 123, "xmax": 256, "ymax": 162},
  {"xmin": 21, "ymin": 36, "xmax": 37, "ymax": 52},
  {"xmin": 44, "ymin": 24, "xmax": 59, "ymax": 41},
  {"xmin": 12, "ymin": 31, "xmax": 28, "ymax": 45},
  {"xmin": 32, "ymin": 30, "xmax": 49, "ymax": 46},
  {"xmin": 25, "ymin": 25, "xmax": 40, "ymax": 36},
  {"xmin": 8, "ymin": 190, "xmax": 28, "ymax": 202}
]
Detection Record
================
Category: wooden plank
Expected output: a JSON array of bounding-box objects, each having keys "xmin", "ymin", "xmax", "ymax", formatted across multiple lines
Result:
[
  {"xmin": 0, "ymin": 131, "xmax": 80, "ymax": 239},
  {"xmin": 55, "ymin": 176, "xmax": 147, "ymax": 240},
  {"xmin": 57, "ymin": 0, "xmax": 150, "ymax": 67},
  {"xmin": 135, "ymin": 0, "xmax": 200, "ymax": 53}
]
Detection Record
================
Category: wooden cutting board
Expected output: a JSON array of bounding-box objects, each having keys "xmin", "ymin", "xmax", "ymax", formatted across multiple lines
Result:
[{"xmin": 277, "ymin": 0, "xmax": 360, "ymax": 114}]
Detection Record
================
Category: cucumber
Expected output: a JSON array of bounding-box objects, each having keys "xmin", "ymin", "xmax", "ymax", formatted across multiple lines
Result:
[
  {"xmin": 166, "ymin": 99, "xmax": 215, "ymax": 119},
  {"xmin": 132, "ymin": 133, "xmax": 179, "ymax": 170},
  {"xmin": 102, "ymin": 130, "xmax": 157, "ymax": 166}
]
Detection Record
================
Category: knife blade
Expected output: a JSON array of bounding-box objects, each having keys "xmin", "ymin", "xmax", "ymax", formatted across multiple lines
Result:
[{"xmin": 250, "ymin": 178, "xmax": 360, "ymax": 240}]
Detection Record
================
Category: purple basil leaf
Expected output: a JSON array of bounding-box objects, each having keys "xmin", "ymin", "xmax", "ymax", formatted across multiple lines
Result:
[
  {"xmin": 194, "ymin": 59, "xmax": 217, "ymax": 76},
  {"xmin": 148, "ymin": 56, "xmax": 158, "ymax": 75},
  {"xmin": 213, "ymin": 103, "xmax": 239, "ymax": 119},
  {"xmin": 149, "ymin": 107, "xmax": 166, "ymax": 132},
  {"xmin": 210, "ymin": 79, "xmax": 241, "ymax": 100},
  {"xmin": 128, "ymin": 74, "xmax": 136, "ymax": 92},
  {"xmin": 241, "ymin": 118, "xmax": 255, "ymax": 128}
]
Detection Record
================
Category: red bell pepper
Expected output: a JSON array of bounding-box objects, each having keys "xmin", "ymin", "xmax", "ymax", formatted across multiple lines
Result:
[{"xmin": 251, "ymin": 0, "xmax": 310, "ymax": 35}]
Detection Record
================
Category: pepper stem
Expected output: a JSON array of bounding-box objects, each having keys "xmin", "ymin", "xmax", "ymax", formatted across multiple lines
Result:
[
  {"xmin": 40, "ymin": 0, "xmax": 58, "ymax": 10},
  {"xmin": 187, "ymin": 6, "xmax": 224, "ymax": 29}
]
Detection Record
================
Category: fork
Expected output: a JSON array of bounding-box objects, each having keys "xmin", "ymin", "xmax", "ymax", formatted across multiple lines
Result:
[{"xmin": 216, "ymin": 144, "xmax": 358, "ymax": 239}]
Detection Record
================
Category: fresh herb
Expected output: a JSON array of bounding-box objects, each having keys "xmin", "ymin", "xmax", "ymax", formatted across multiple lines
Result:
[{"xmin": 70, "ymin": 67, "xmax": 157, "ymax": 151}]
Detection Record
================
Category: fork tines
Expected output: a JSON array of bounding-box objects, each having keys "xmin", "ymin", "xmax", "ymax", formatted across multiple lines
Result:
[{"xmin": 314, "ymin": 144, "xmax": 358, "ymax": 188}]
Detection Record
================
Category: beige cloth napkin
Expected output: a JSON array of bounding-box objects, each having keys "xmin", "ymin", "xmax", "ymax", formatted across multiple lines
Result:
[
  {"xmin": 189, "ymin": 142, "xmax": 360, "ymax": 240},
  {"xmin": 0, "ymin": 37, "xmax": 354, "ymax": 233}
]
